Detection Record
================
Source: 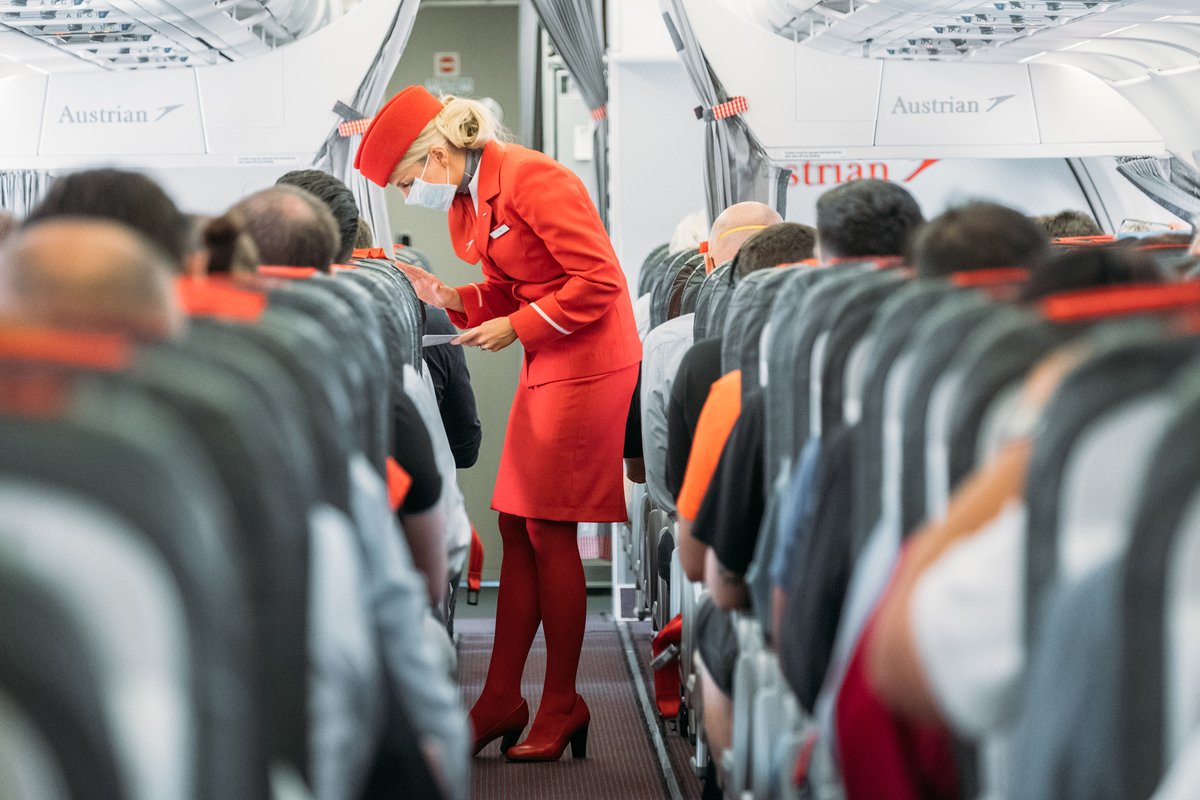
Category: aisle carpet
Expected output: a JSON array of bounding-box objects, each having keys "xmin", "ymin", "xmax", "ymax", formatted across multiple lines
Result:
[{"xmin": 458, "ymin": 615, "xmax": 700, "ymax": 799}]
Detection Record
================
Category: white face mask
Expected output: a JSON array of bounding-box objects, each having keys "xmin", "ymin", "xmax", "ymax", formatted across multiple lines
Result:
[{"xmin": 403, "ymin": 155, "xmax": 456, "ymax": 212}]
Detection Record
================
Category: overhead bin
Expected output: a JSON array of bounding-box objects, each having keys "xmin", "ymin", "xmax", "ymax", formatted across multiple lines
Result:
[{"xmin": 678, "ymin": 0, "xmax": 1184, "ymax": 162}]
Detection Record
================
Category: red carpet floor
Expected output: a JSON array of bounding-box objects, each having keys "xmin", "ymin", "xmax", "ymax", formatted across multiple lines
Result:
[{"xmin": 459, "ymin": 615, "xmax": 698, "ymax": 800}]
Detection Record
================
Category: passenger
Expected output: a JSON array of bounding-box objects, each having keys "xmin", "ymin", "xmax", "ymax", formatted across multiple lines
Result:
[
  {"xmin": 24, "ymin": 168, "xmax": 191, "ymax": 271},
  {"xmin": 670, "ymin": 209, "xmax": 708, "ymax": 254},
  {"xmin": 277, "ymin": 168, "xmax": 360, "ymax": 263},
  {"xmin": 857, "ymin": 345, "xmax": 1090, "ymax": 800},
  {"xmin": 0, "ymin": 211, "xmax": 16, "ymax": 243},
  {"xmin": 277, "ymin": 170, "xmax": 481, "ymax": 469},
  {"xmin": 703, "ymin": 201, "xmax": 782, "ymax": 273},
  {"xmin": 815, "ymin": 178, "xmax": 924, "ymax": 265},
  {"xmin": 231, "ymin": 185, "xmax": 340, "ymax": 271},
  {"xmin": 667, "ymin": 221, "xmax": 818, "ymax": 789},
  {"xmin": 355, "ymin": 216, "xmax": 375, "ymax": 250},
  {"xmin": 672, "ymin": 220, "xmax": 816, "ymax": 576},
  {"xmin": 909, "ymin": 201, "xmax": 1051, "ymax": 278},
  {"xmin": 356, "ymin": 85, "xmax": 640, "ymax": 762},
  {"xmin": 1019, "ymin": 246, "xmax": 1161, "ymax": 300},
  {"xmin": 188, "ymin": 211, "xmax": 260, "ymax": 278},
  {"xmin": 0, "ymin": 218, "xmax": 181, "ymax": 340},
  {"xmin": 1035, "ymin": 208, "xmax": 1103, "ymax": 238}
]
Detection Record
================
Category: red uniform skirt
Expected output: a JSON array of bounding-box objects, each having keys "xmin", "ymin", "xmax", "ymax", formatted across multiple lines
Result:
[{"xmin": 493, "ymin": 363, "xmax": 639, "ymax": 522}]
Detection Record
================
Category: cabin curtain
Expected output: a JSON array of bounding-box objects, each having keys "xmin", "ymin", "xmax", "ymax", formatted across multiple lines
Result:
[
  {"xmin": 314, "ymin": 0, "xmax": 420, "ymax": 251},
  {"xmin": 0, "ymin": 171, "xmax": 51, "ymax": 218},
  {"xmin": 1116, "ymin": 156, "xmax": 1200, "ymax": 224},
  {"xmin": 658, "ymin": 0, "xmax": 788, "ymax": 224},
  {"xmin": 527, "ymin": 0, "xmax": 610, "ymax": 225}
]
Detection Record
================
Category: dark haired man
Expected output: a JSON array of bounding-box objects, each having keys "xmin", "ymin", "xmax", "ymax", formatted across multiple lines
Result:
[
  {"xmin": 277, "ymin": 169, "xmax": 361, "ymax": 263},
  {"xmin": 911, "ymin": 201, "xmax": 1050, "ymax": 278},
  {"xmin": 25, "ymin": 168, "xmax": 191, "ymax": 270},
  {"xmin": 816, "ymin": 178, "xmax": 924, "ymax": 262}
]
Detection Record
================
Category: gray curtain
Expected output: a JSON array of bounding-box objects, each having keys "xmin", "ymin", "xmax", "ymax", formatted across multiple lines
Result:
[
  {"xmin": 1116, "ymin": 156, "xmax": 1200, "ymax": 223},
  {"xmin": 314, "ymin": 0, "xmax": 421, "ymax": 249},
  {"xmin": 527, "ymin": 0, "xmax": 609, "ymax": 224},
  {"xmin": 0, "ymin": 171, "xmax": 51, "ymax": 219},
  {"xmin": 658, "ymin": 0, "xmax": 789, "ymax": 224}
]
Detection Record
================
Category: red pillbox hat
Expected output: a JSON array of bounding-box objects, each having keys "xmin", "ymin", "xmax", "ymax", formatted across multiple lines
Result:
[{"xmin": 355, "ymin": 85, "xmax": 444, "ymax": 187}]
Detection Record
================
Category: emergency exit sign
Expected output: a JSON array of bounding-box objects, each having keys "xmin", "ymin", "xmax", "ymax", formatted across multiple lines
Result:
[{"xmin": 435, "ymin": 52, "xmax": 460, "ymax": 77}]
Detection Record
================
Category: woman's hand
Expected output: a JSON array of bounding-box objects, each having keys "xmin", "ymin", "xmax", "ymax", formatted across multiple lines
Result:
[
  {"xmin": 392, "ymin": 261, "xmax": 464, "ymax": 312},
  {"xmin": 454, "ymin": 317, "xmax": 518, "ymax": 352}
]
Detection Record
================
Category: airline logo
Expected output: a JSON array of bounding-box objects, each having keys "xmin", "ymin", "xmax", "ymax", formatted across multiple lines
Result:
[
  {"xmin": 57, "ymin": 103, "xmax": 185, "ymax": 124},
  {"xmin": 890, "ymin": 94, "xmax": 1017, "ymax": 115}
]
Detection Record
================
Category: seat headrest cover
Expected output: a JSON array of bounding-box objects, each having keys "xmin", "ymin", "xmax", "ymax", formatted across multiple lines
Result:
[
  {"xmin": 352, "ymin": 248, "xmax": 390, "ymax": 260},
  {"xmin": 1040, "ymin": 281, "xmax": 1200, "ymax": 322},
  {"xmin": 258, "ymin": 266, "xmax": 319, "ymax": 280},
  {"xmin": 176, "ymin": 277, "xmax": 266, "ymax": 322},
  {"xmin": 355, "ymin": 86, "xmax": 445, "ymax": 187},
  {"xmin": 950, "ymin": 267, "xmax": 1030, "ymax": 288},
  {"xmin": 0, "ymin": 325, "xmax": 130, "ymax": 370}
]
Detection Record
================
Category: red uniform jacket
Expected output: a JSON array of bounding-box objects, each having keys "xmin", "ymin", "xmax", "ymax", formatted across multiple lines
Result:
[{"xmin": 445, "ymin": 140, "xmax": 642, "ymax": 386}]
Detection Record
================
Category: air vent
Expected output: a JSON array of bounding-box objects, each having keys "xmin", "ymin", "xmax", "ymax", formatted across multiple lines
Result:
[
  {"xmin": 0, "ymin": 0, "xmax": 349, "ymax": 70},
  {"xmin": 733, "ymin": 0, "xmax": 1144, "ymax": 61}
]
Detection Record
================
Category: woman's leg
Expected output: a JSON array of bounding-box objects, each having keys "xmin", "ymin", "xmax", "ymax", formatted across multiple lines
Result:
[
  {"xmin": 473, "ymin": 512, "xmax": 541, "ymax": 711},
  {"xmin": 525, "ymin": 517, "xmax": 587, "ymax": 723}
]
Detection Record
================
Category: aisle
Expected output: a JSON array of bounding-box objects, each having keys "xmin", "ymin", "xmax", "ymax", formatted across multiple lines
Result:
[{"xmin": 459, "ymin": 615, "xmax": 685, "ymax": 800}]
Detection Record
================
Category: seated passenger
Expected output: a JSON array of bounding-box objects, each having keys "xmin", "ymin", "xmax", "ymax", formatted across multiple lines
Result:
[
  {"xmin": 277, "ymin": 168, "xmax": 361, "ymax": 264},
  {"xmin": 24, "ymin": 169, "xmax": 192, "ymax": 272},
  {"xmin": 631, "ymin": 202, "xmax": 784, "ymax": 504},
  {"xmin": 910, "ymin": 201, "xmax": 1051, "ymax": 279},
  {"xmin": 232, "ymin": 185, "xmax": 341, "ymax": 271},
  {"xmin": 280, "ymin": 169, "xmax": 481, "ymax": 469},
  {"xmin": 0, "ymin": 210, "xmax": 16, "ymax": 243},
  {"xmin": 815, "ymin": 178, "xmax": 925, "ymax": 265},
  {"xmin": 0, "ymin": 218, "xmax": 181, "ymax": 339},
  {"xmin": 188, "ymin": 211, "xmax": 260, "ymax": 278},
  {"xmin": 1035, "ymin": 208, "xmax": 1103, "ymax": 239},
  {"xmin": 355, "ymin": 217, "xmax": 375, "ymax": 250}
]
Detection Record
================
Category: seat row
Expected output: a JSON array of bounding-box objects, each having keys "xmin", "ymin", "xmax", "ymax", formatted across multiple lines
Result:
[
  {"xmin": 625, "ymin": 235, "xmax": 1200, "ymax": 800},
  {"xmin": 0, "ymin": 252, "xmax": 469, "ymax": 800}
]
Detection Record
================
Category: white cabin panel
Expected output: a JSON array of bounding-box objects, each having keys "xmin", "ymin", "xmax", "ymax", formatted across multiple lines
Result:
[{"xmin": 39, "ymin": 70, "xmax": 206, "ymax": 156}]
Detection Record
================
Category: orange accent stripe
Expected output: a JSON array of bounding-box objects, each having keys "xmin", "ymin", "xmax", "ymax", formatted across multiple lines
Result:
[
  {"xmin": 176, "ymin": 277, "xmax": 267, "ymax": 322},
  {"xmin": 1040, "ymin": 281, "xmax": 1200, "ymax": 322},
  {"xmin": 950, "ymin": 267, "xmax": 1030, "ymax": 288},
  {"xmin": 385, "ymin": 457, "xmax": 412, "ymax": 512},
  {"xmin": 0, "ymin": 325, "xmax": 131, "ymax": 371},
  {"xmin": 352, "ymin": 248, "xmax": 390, "ymax": 260},
  {"xmin": 258, "ymin": 266, "xmax": 319, "ymax": 279}
]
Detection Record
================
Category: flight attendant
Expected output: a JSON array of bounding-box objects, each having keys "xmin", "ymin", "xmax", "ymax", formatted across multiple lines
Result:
[{"xmin": 356, "ymin": 86, "xmax": 641, "ymax": 762}]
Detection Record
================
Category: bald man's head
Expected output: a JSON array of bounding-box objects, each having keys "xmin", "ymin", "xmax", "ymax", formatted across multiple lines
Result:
[
  {"xmin": 233, "ymin": 185, "xmax": 339, "ymax": 271},
  {"xmin": 0, "ymin": 218, "xmax": 182, "ymax": 340},
  {"xmin": 707, "ymin": 201, "xmax": 783, "ymax": 273}
]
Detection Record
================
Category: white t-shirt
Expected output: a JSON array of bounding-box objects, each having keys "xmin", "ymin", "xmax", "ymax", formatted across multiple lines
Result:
[{"xmin": 911, "ymin": 500, "xmax": 1027, "ymax": 736}]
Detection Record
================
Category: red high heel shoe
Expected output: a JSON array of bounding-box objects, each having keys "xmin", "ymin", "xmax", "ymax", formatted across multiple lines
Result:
[
  {"xmin": 470, "ymin": 697, "xmax": 529, "ymax": 756},
  {"xmin": 505, "ymin": 695, "xmax": 590, "ymax": 762}
]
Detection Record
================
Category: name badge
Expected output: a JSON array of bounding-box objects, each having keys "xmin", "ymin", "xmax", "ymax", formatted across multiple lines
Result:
[{"xmin": 490, "ymin": 224, "xmax": 511, "ymax": 239}]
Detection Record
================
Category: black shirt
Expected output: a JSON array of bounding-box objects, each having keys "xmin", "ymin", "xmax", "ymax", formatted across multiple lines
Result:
[
  {"xmin": 423, "ymin": 306, "xmax": 482, "ymax": 469},
  {"xmin": 666, "ymin": 336, "xmax": 725, "ymax": 500},
  {"xmin": 778, "ymin": 424, "xmax": 856, "ymax": 713},
  {"xmin": 692, "ymin": 387, "xmax": 766, "ymax": 576},
  {"xmin": 624, "ymin": 367, "xmax": 643, "ymax": 459},
  {"xmin": 392, "ymin": 391, "xmax": 443, "ymax": 514}
]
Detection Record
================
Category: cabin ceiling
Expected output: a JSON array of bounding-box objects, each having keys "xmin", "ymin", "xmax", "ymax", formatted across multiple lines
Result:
[
  {"xmin": 0, "ymin": 0, "xmax": 358, "ymax": 72},
  {"xmin": 723, "ymin": 0, "xmax": 1200, "ymax": 65}
]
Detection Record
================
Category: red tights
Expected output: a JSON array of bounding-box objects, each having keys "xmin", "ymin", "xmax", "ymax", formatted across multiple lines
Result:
[{"xmin": 476, "ymin": 513, "xmax": 586, "ymax": 721}]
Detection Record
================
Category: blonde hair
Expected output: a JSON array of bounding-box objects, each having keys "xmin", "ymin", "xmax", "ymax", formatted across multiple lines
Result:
[{"xmin": 397, "ymin": 95, "xmax": 507, "ymax": 173}]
